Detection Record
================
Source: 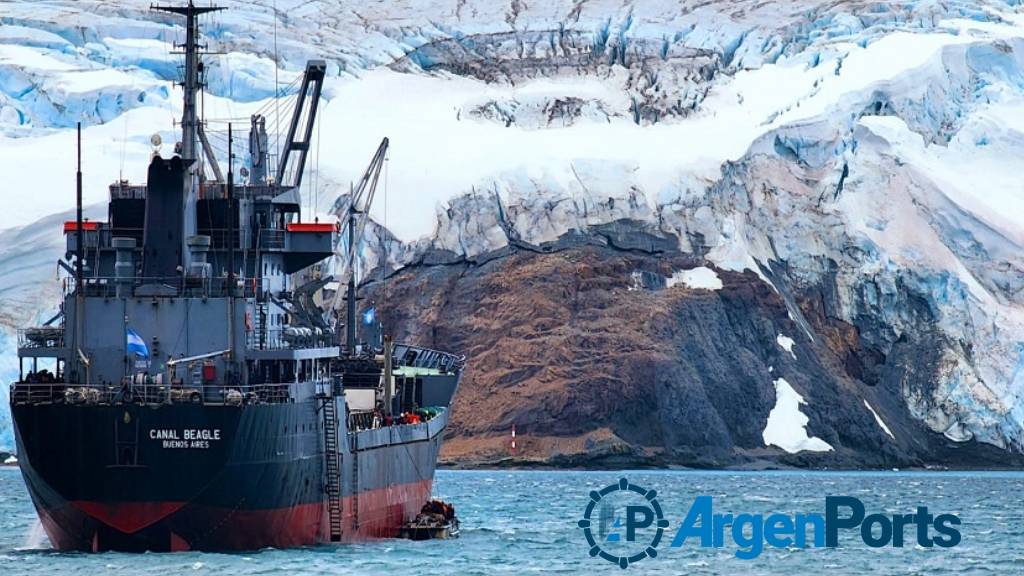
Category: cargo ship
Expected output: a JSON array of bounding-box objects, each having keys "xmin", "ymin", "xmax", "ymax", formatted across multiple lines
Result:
[{"xmin": 9, "ymin": 1, "xmax": 462, "ymax": 552}]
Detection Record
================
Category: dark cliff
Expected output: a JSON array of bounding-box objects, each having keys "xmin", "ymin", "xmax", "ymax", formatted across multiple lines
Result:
[{"xmin": 359, "ymin": 235, "xmax": 1023, "ymax": 469}]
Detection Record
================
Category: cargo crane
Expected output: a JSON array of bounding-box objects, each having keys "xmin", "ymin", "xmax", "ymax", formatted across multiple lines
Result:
[
  {"xmin": 332, "ymin": 138, "xmax": 390, "ymax": 354},
  {"xmin": 193, "ymin": 59, "xmax": 326, "ymax": 193},
  {"xmin": 275, "ymin": 61, "xmax": 327, "ymax": 191}
]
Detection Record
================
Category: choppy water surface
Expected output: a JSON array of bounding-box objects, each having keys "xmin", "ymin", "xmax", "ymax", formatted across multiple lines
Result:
[{"xmin": 1, "ymin": 467, "xmax": 1022, "ymax": 575}]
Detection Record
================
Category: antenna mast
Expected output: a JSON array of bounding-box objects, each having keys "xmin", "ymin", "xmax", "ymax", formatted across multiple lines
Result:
[{"xmin": 152, "ymin": 1, "xmax": 225, "ymax": 267}]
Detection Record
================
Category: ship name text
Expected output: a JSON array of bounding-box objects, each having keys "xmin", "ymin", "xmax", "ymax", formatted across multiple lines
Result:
[{"xmin": 149, "ymin": 428, "xmax": 222, "ymax": 449}]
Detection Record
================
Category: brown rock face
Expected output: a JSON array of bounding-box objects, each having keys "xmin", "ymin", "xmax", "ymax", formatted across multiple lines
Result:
[{"xmin": 359, "ymin": 243, "xmax": 1024, "ymax": 469}]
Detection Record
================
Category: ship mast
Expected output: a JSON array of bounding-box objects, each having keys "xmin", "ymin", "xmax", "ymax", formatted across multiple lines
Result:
[{"xmin": 152, "ymin": 1, "xmax": 224, "ymax": 268}]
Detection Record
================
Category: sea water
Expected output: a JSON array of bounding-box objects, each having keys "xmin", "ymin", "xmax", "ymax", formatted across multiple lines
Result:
[{"xmin": 1, "ymin": 467, "xmax": 1022, "ymax": 575}]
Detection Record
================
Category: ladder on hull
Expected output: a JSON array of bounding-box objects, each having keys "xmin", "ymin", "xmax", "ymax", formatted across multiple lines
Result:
[
  {"xmin": 322, "ymin": 397, "xmax": 342, "ymax": 542},
  {"xmin": 352, "ymin": 430, "xmax": 359, "ymax": 531}
]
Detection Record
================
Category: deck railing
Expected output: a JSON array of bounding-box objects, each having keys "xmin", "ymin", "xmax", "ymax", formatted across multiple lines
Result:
[
  {"xmin": 8, "ymin": 380, "xmax": 327, "ymax": 407},
  {"xmin": 17, "ymin": 328, "xmax": 64, "ymax": 349},
  {"xmin": 247, "ymin": 327, "xmax": 334, "ymax": 351},
  {"xmin": 64, "ymin": 275, "xmax": 262, "ymax": 299}
]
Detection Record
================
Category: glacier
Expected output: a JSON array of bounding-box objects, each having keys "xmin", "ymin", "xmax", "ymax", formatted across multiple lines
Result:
[{"xmin": 0, "ymin": 0, "xmax": 1022, "ymax": 458}]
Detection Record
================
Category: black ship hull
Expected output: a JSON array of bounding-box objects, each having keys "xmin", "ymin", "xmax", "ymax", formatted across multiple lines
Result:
[{"xmin": 12, "ymin": 398, "xmax": 447, "ymax": 551}]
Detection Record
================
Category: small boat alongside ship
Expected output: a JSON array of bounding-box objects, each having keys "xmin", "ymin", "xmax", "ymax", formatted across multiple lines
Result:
[
  {"xmin": 398, "ymin": 500, "xmax": 461, "ymax": 540},
  {"xmin": 8, "ymin": 1, "xmax": 463, "ymax": 552}
]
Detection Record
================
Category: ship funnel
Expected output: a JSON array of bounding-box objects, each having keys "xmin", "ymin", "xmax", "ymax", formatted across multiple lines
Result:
[
  {"xmin": 113, "ymin": 237, "xmax": 137, "ymax": 298},
  {"xmin": 142, "ymin": 156, "xmax": 186, "ymax": 283}
]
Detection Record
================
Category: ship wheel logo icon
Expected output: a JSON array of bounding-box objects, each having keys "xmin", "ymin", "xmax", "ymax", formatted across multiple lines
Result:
[{"xmin": 578, "ymin": 478, "xmax": 669, "ymax": 569}]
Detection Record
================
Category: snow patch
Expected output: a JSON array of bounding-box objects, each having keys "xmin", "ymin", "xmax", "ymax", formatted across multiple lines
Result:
[
  {"xmin": 763, "ymin": 377, "xmax": 833, "ymax": 454},
  {"xmin": 666, "ymin": 266, "xmax": 722, "ymax": 291},
  {"xmin": 863, "ymin": 400, "xmax": 895, "ymax": 441},
  {"xmin": 776, "ymin": 334, "xmax": 797, "ymax": 360}
]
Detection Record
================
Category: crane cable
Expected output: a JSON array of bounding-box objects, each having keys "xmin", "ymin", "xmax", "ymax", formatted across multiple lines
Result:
[
  {"xmin": 314, "ymin": 101, "xmax": 322, "ymax": 217},
  {"xmin": 273, "ymin": 0, "xmax": 280, "ymax": 174}
]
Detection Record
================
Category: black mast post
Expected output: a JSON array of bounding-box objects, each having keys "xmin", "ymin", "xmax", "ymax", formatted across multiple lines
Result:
[
  {"xmin": 74, "ymin": 122, "xmax": 84, "ymax": 383},
  {"xmin": 226, "ymin": 122, "xmax": 236, "ymax": 374},
  {"xmin": 227, "ymin": 123, "xmax": 235, "ymax": 296},
  {"xmin": 75, "ymin": 122, "xmax": 83, "ymax": 287},
  {"xmin": 346, "ymin": 208, "xmax": 357, "ymax": 355}
]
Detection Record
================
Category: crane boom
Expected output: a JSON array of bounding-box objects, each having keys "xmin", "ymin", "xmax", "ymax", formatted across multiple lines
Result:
[
  {"xmin": 332, "ymin": 137, "xmax": 390, "ymax": 353},
  {"xmin": 275, "ymin": 60, "xmax": 327, "ymax": 189}
]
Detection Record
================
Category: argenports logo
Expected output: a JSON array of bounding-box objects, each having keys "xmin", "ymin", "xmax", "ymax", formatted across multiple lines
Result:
[
  {"xmin": 577, "ymin": 475, "xmax": 671, "ymax": 565},
  {"xmin": 578, "ymin": 478, "xmax": 671, "ymax": 569},
  {"xmin": 578, "ymin": 478, "xmax": 962, "ymax": 568}
]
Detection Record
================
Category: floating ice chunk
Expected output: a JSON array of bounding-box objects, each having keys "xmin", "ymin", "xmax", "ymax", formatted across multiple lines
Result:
[
  {"xmin": 666, "ymin": 266, "xmax": 722, "ymax": 291},
  {"xmin": 776, "ymin": 334, "xmax": 797, "ymax": 359},
  {"xmin": 863, "ymin": 400, "xmax": 895, "ymax": 440},
  {"xmin": 3, "ymin": 455, "xmax": 16, "ymax": 465},
  {"xmin": 763, "ymin": 377, "xmax": 833, "ymax": 454}
]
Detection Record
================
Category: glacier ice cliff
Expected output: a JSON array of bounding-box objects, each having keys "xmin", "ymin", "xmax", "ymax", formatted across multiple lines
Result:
[{"xmin": 0, "ymin": 0, "xmax": 1022, "ymax": 463}]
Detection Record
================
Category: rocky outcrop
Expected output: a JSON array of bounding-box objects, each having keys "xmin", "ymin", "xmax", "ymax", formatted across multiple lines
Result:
[{"xmin": 359, "ymin": 230, "xmax": 1024, "ymax": 468}]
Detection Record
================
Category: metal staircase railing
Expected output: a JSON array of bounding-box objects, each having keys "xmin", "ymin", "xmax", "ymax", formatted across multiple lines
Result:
[
  {"xmin": 254, "ymin": 301, "xmax": 268, "ymax": 350},
  {"xmin": 322, "ymin": 397, "xmax": 342, "ymax": 542}
]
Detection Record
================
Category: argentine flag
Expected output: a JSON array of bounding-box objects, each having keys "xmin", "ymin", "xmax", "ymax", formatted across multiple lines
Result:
[{"xmin": 126, "ymin": 328, "xmax": 149, "ymax": 359}]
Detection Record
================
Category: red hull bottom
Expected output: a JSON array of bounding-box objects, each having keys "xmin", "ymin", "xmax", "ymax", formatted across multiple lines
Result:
[{"xmin": 36, "ymin": 479, "xmax": 434, "ymax": 551}]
